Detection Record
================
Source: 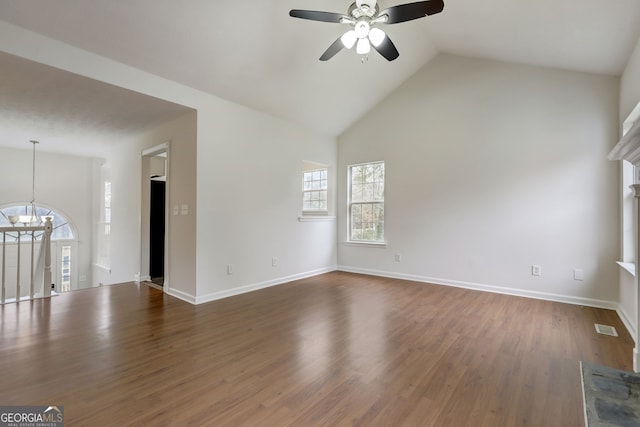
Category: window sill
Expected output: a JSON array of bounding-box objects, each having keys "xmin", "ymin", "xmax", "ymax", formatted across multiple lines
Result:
[
  {"xmin": 617, "ymin": 261, "xmax": 636, "ymax": 277},
  {"xmin": 298, "ymin": 216, "xmax": 336, "ymax": 222},
  {"xmin": 343, "ymin": 241, "xmax": 387, "ymax": 248},
  {"xmin": 93, "ymin": 263, "xmax": 112, "ymax": 274}
]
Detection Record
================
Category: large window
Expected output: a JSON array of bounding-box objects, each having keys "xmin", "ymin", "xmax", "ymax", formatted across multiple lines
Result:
[
  {"xmin": 348, "ymin": 161, "xmax": 385, "ymax": 242},
  {"xmin": 95, "ymin": 179, "xmax": 111, "ymax": 270},
  {"xmin": 61, "ymin": 245, "xmax": 71, "ymax": 292},
  {"xmin": 0, "ymin": 204, "xmax": 74, "ymax": 242}
]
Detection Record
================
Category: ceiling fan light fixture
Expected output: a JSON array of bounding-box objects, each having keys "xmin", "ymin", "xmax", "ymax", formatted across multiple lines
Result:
[
  {"xmin": 368, "ymin": 27, "xmax": 386, "ymax": 47},
  {"xmin": 356, "ymin": 38, "xmax": 371, "ymax": 54},
  {"xmin": 354, "ymin": 20, "xmax": 370, "ymax": 39},
  {"xmin": 341, "ymin": 30, "xmax": 357, "ymax": 49},
  {"xmin": 290, "ymin": 0, "xmax": 445, "ymax": 62}
]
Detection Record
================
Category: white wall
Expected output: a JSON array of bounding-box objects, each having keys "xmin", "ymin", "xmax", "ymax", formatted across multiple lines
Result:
[
  {"xmin": 104, "ymin": 112, "xmax": 197, "ymax": 300},
  {"xmin": 196, "ymin": 103, "xmax": 337, "ymax": 303},
  {"xmin": 0, "ymin": 146, "xmax": 94, "ymax": 289},
  {"xmin": 338, "ymin": 54, "xmax": 620, "ymax": 306},
  {"xmin": 0, "ymin": 22, "xmax": 338, "ymax": 303}
]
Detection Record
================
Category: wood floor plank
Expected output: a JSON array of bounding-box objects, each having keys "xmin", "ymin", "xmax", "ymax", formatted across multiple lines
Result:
[{"xmin": 0, "ymin": 271, "xmax": 633, "ymax": 426}]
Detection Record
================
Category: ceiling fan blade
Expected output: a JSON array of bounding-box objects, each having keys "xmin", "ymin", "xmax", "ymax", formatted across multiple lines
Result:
[
  {"xmin": 319, "ymin": 37, "xmax": 345, "ymax": 61},
  {"xmin": 379, "ymin": 0, "xmax": 444, "ymax": 24},
  {"xmin": 371, "ymin": 34, "xmax": 399, "ymax": 61},
  {"xmin": 289, "ymin": 9, "xmax": 348, "ymax": 23}
]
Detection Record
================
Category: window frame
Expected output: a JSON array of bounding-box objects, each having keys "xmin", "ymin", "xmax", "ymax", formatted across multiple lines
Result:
[
  {"xmin": 347, "ymin": 161, "xmax": 385, "ymax": 244},
  {"xmin": 0, "ymin": 203, "xmax": 76, "ymax": 242},
  {"xmin": 302, "ymin": 167, "xmax": 328, "ymax": 215}
]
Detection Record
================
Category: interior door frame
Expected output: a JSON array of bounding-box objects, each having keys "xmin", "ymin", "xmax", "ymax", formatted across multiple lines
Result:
[{"xmin": 140, "ymin": 142, "xmax": 170, "ymax": 291}]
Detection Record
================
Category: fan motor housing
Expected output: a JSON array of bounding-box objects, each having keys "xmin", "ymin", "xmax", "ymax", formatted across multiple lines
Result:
[{"xmin": 348, "ymin": 2, "xmax": 379, "ymax": 19}]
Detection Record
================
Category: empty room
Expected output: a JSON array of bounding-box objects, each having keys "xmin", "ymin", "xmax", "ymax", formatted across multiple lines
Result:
[{"xmin": 1, "ymin": 0, "xmax": 640, "ymax": 425}]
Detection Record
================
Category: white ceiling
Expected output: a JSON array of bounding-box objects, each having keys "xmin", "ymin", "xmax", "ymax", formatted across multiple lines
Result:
[
  {"xmin": 0, "ymin": 0, "xmax": 639, "ymax": 157},
  {"xmin": 0, "ymin": 52, "xmax": 193, "ymax": 157}
]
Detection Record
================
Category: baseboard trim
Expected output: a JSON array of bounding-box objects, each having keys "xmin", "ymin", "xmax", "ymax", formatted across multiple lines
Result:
[
  {"xmin": 337, "ymin": 265, "xmax": 620, "ymax": 311},
  {"xmin": 143, "ymin": 281, "xmax": 163, "ymax": 291},
  {"xmin": 616, "ymin": 305, "xmax": 636, "ymax": 344},
  {"xmin": 195, "ymin": 266, "xmax": 337, "ymax": 305},
  {"xmin": 166, "ymin": 287, "xmax": 197, "ymax": 304}
]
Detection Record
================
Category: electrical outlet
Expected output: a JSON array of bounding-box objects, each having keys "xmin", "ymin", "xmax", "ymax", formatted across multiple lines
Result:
[
  {"xmin": 79, "ymin": 275, "xmax": 87, "ymax": 282},
  {"xmin": 227, "ymin": 264, "xmax": 233, "ymax": 275},
  {"xmin": 272, "ymin": 257, "xmax": 279, "ymax": 267},
  {"xmin": 574, "ymin": 268, "xmax": 584, "ymax": 281},
  {"xmin": 532, "ymin": 265, "xmax": 542, "ymax": 276},
  {"xmin": 395, "ymin": 253, "xmax": 402, "ymax": 262}
]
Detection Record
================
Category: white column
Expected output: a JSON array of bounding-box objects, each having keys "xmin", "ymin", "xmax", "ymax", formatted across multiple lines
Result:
[{"xmin": 632, "ymin": 184, "xmax": 640, "ymax": 372}]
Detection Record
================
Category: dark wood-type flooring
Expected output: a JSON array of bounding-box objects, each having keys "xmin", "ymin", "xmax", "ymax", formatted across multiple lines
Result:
[{"xmin": 0, "ymin": 271, "xmax": 633, "ymax": 426}]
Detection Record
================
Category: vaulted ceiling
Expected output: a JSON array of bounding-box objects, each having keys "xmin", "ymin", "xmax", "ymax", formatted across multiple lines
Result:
[{"xmin": 1, "ymin": 0, "xmax": 639, "ymax": 156}]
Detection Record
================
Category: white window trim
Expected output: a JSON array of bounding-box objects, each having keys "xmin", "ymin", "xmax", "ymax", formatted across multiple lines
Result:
[
  {"xmin": 617, "ymin": 261, "xmax": 636, "ymax": 277},
  {"xmin": 302, "ymin": 167, "xmax": 328, "ymax": 215},
  {"xmin": 343, "ymin": 241, "xmax": 387, "ymax": 248},
  {"xmin": 347, "ymin": 161, "xmax": 386, "ymax": 244},
  {"xmin": 298, "ymin": 215, "xmax": 336, "ymax": 222}
]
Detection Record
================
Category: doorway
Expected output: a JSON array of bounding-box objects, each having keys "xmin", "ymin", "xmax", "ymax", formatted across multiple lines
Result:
[
  {"xmin": 140, "ymin": 143, "xmax": 169, "ymax": 290},
  {"xmin": 149, "ymin": 179, "xmax": 165, "ymax": 286}
]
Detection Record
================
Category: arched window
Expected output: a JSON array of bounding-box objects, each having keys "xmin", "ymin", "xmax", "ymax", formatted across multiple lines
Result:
[{"xmin": 0, "ymin": 204, "xmax": 75, "ymax": 242}]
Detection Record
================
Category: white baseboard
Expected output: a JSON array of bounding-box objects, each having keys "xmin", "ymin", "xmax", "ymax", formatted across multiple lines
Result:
[
  {"xmin": 194, "ymin": 266, "xmax": 337, "ymax": 305},
  {"xmin": 144, "ymin": 281, "xmax": 163, "ymax": 291},
  {"xmin": 337, "ymin": 265, "xmax": 620, "ymax": 311},
  {"xmin": 166, "ymin": 287, "xmax": 196, "ymax": 304},
  {"xmin": 616, "ymin": 305, "xmax": 636, "ymax": 344}
]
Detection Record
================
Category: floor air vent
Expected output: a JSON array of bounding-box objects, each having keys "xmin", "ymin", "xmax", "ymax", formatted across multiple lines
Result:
[{"xmin": 594, "ymin": 324, "xmax": 618, "ymax": 337}]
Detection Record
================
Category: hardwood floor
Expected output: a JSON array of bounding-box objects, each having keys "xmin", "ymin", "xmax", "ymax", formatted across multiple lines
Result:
[{"xmin": 0, "ymin": 271, "xmax": 633, "ymax": 426}]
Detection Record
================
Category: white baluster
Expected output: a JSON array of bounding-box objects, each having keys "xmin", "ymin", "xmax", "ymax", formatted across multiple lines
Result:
[
  {"xmin": 16, "ymin": 231, "xmax": 21, "ymax": 302},
  {"xmin": 43, "ymin": 217, "xmax": 53, "ymax": 298},
  {"xmin": 1, "ymin": 232, "xmax": 5, "ymax": 304},
  {"xmin": 30, "ymin": 231, "xmax": 35, "ymax": 299}
]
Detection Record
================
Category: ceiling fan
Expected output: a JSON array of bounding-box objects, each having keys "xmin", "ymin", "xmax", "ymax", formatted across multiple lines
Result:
[{"xmin": 289, "ymin": 0, "xmax": 444, "ymax": 62}]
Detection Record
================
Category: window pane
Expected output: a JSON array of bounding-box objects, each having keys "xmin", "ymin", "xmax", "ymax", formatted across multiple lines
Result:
[
  {"xmin": 351, "ymin": 183, "xmax": 363, "ymax": 202},
  {"xmin": 302, "ymin": 168, "xmax": 328, "ymax": 212},
  {"xmin": 0, "ymin": 204, "xmax": 74, "ymax": 241},
  {"xmin": 348, "ymin": 162, "xmax": 384, "ymax": 242},
  {"xmin": 374, "ymin": 183, "xmax": 384, "ymax": 200}
]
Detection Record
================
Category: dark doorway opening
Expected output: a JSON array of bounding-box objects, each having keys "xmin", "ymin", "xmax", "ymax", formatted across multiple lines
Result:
[{"xmin": 149, "ymin": 179, "xmax": 165, "ymax": 286}]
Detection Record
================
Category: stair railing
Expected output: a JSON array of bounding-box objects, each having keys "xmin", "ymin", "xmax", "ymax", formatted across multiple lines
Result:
[{"xmin": 0, "ymin": 217, "xmax": 53, "ymax": 304}]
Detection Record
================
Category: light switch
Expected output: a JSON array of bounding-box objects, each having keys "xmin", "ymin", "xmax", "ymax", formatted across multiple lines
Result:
[{"xmin": 181, "ymin": 204, "xmax": 189, "ymax": 215}]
